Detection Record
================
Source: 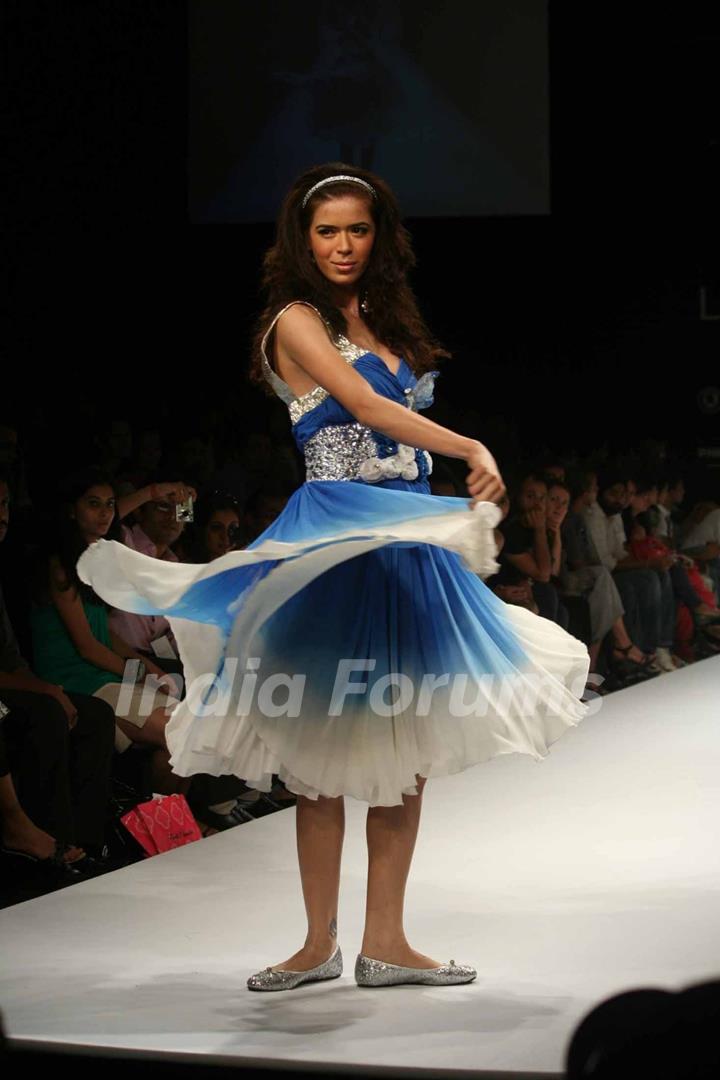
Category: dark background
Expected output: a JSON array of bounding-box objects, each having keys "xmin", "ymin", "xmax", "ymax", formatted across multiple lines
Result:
[
  {"xmin": 190, "ymin": 0, "xmax": 550, "ymax": 221},
  {"xmin": 4, "ymin": 1, "xmax": 719, "ymax": 489}
]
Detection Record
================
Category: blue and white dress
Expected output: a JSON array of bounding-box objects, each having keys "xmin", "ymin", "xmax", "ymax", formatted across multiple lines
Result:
[{"xmin": 78, "ymin": 301, "xmax": 590, "ymax": 806}]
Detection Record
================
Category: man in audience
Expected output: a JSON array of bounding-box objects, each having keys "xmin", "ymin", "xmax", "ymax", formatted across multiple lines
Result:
[
  {"xmin": 110, "ymin": 479, "xmax": 197, "ymax": 673},
  {"xmin": 582, "ymin": 466, "xmax": 670, "ymax": 672}
]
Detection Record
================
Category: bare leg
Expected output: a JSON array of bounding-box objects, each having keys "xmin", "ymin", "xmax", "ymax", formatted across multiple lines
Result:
[
  {"xmin": 361, "ymin": 774, "xmax": 443, "ymax": 968},
  {"xmin": 116, "ymin": 708, "xmax": 191, "ymax": 796},
  {"xmin": 611, "ymin": 617, "xmax": 646, "ymax": 663},
  {"xmin": 0, "ymin": 774, "xmax": 84, "ymax": 862},
  {"xmin": 588, "ymin": 640, "xmax": 602, "ymax": 671},
  {"xmin": 270, "ymin": 792, "xmax": 345, "ymax": 972}
]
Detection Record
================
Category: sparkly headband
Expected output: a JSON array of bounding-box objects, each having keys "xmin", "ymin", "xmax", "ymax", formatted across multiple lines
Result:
[{"xmin": 302, "ymin": 174, "xmax": 377, "ymax": 209}]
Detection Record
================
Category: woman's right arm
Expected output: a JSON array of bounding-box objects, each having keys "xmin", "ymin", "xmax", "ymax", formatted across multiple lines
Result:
[
  {"xmin": 277, "ymin": 306, "xmax": 505, "ymax": 505},
  {"xmin": 49, "ymin": 557, "xmax": 127, "ymax": 677}
]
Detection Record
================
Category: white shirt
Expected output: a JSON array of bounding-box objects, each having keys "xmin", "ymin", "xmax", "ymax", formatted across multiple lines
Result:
[
  {"xmin": 655, "ymin": 503, "xmax": 672, "ymax": 540},
  {"xmin": 680, "ymin": 508, "xmax": 720, "ymax": 550},
  {"xmin": 582, "ymin": 502, "xmax": 628, "ymax": 572}
]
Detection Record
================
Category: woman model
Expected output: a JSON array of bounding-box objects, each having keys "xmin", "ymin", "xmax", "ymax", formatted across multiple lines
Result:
[{"xmin": 78, "ymin": 164, "xmax": 590, "ymax": 991}]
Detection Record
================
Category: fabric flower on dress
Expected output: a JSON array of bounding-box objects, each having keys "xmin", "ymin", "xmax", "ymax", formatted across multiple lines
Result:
[
  {"xmin": 357, "ymin": 371, "xmax": 439, "ymax": 484},
  {"xmin": 358, "ymin": 442, "xmax": 420, "ymax": 482},
  {"xmin": 403, "ymin": 370, "xmax": 439, "ymax": 413}
]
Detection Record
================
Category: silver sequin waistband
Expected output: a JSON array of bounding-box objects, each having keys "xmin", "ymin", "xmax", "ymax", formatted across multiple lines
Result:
[
  {"xmin": 303, "ymin": 422, "xmax": 433, "ymax": 483},
  {"xmin": 304, "ymin": 422, "xmax": 379, "ymax": 482}
]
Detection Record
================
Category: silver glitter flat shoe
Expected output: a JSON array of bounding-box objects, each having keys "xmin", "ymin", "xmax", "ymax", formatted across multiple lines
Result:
[
  {"xmin": 355, "ymin": 952, "xmax": 476, "ymax": 987},
  {"xmin": 246, "ymin": 944, "xmax": 343, "ymax": 991}
]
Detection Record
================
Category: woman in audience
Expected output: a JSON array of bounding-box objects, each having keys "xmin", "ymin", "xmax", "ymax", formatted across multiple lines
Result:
[
  {"xmin": 498, "ymin": 470, "xmax": 570, "ymax": 629},
  {"xmin": 30, "ymin": 469, "xmax": 186, "ymax": 795},
  {"xmin": 486, "ymin": 492, "xmax": 539, "ymax": 614},
  {"xmin": 176, "ymin": 492, "xmax": 242, "ymax": 563}
]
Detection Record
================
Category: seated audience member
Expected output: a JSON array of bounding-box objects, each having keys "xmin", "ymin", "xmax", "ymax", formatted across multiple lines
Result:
[
  {"xmin": 562, "ymin": 467, "xmax": 652, "ymax": 679},
  {"xmin": 486, "ymin": 493, "xmax": 539, "ymax": 614},
  {"xmin": 176, "ymin": 492, "xmax": 242, "ymax": 563},
  {"xmin": 582, "ymin": 465, "xmax": 669, "ymax": 673},
  {"xmin": 634, "ymin": 483, "xmax": 720, "ymax": 658},
  {"xmin": 0, "ymin": 470, "xmax": 115, "ymax": 860},
  {"xmin": 116, "ymin": 484, "xmax": 265, "ymax": 828},
  {"xmin": 111, "ymin": 478, "xmax": 198, "ymax": 676},
  {"xmin": 0, "ymin": 725, "xmax": 87, "ymax": 866},
  {"xmin": 678, "ymin": 500, "xmax": 720, "ymax": 602},
  {"xmin": 498, "ymin": 470, "xmax": 570, "ymax": 629},
  {"xmin": 654, "ymin": 472, "xmax": 678, "ymax": 546},
  {"xmin": 546, "ymin": 476, "xmax": 592, "ymax": 645},
  {"xmin": 30, "ymin": 469, "xmax": 185, "ymax": 797}
]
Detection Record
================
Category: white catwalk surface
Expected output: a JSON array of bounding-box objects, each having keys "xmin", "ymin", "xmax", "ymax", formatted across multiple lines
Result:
[{"xmin": 1, "ymin": 657, "xmax": 719, "ymax": 1077}]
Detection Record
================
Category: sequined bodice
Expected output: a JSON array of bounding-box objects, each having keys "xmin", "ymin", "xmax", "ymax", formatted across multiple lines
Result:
[{"xmin": 261, "ymin": 301, "xmax": 437, "ymax": 486}]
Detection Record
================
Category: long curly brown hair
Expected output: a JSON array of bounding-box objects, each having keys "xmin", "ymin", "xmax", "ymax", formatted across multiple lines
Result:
[{"xmin": 249, "ymin": 162, "xmax": 451, "ymax": 393}]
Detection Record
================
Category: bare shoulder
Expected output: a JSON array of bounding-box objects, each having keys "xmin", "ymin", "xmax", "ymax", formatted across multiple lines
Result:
[
  {"xmin": 275, "ymin": 302, "xmax": 333, "ymax": 348},
  {"xmin": 48, "ymin": 554, "xmax": 72, "ymax": 593},
  {"xmin": 272, "ymin": 302, "xmax": 378, "ymax": 418}
]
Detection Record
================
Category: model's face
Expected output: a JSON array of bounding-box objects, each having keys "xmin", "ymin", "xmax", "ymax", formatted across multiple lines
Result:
[
  {"xmin": 0, "ymin": 481, "xmax": 9, "ymax": 542},
  {"xmin": 308, "ymin": 195, "xmax": 376, "ymax": 291},
  {"xmin": 73, "ymin": 485, "xmax": 115, "ymax": 542},
  {"xmin": 205, "ymin": 509, "xmax": 240, "ymax": 560},
  {"xmin": 519, "ymin": 480, "xmax": 547, "ymax": 513}
]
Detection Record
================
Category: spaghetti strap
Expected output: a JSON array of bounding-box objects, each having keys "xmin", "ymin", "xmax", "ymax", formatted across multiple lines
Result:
[{"xmin": 260, "ymin": 301, "xmax": 338, "ymax": 400}]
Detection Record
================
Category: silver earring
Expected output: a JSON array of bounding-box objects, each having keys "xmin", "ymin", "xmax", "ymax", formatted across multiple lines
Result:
[{"xmin": 360, "ymin": 293, "xmax": 369, "ymax": 314}]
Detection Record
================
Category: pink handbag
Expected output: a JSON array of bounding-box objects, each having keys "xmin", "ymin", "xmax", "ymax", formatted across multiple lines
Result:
[{"xmin": 121, "ymin": 794, "xmax": 202, "ymax": 857}]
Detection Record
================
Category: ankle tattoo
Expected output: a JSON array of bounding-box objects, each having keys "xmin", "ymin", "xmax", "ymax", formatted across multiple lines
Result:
[{"xmin": 329, "ymin": 917, "xmax": 337, "ymax": 940}]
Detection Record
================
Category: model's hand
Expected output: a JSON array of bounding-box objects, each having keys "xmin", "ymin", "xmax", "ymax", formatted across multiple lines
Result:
[{"xmin": 465, "ymin": 446, "xmax": 505, "ymax": 507}]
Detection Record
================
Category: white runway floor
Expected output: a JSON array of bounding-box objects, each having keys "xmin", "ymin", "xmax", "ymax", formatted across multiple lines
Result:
[{"xmin": 1, "ymin": 657, "xmax": 719, "ymax": 1077}]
